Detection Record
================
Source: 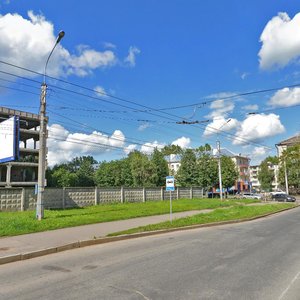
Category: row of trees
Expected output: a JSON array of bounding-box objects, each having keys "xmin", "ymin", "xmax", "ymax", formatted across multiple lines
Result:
[
  {"xmin": 46, "ymin": 144, "xmax": 239, "ymax": 191},
  {"xmin": 257, "ymin": 144, "xmax": 300, "ymax": 192},
  {"xmin": 176, "ymin": 146, "xmax": 238, "ymax": 190},
  {"xmin": 47, "ymin": 149, "xmax": 169, "ymax": 188}
]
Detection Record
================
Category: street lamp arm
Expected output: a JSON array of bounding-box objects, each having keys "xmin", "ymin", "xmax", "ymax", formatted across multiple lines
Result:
[{"xmin": 43, "ymin": 31, "xmax": 65, "ymax": 85}]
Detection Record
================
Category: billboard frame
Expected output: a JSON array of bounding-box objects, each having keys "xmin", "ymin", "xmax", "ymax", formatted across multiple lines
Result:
[{"xmin": 0, "ymin": 116, "xmax": 20, "ymax": 163}]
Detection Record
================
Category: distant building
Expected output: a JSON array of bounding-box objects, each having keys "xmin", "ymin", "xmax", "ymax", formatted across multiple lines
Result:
[
  {"xmin": 250, "ymin": 163, "xmax": 279, "ymax": 192},
  {"xmin": 213, "ymin": 148, "xmax": 251, "ymax": 192},
  {"xmin": 276, "ymin": 134, "xmax": 300, "ymax": 157},
  {"xmin": 0, "ymin": 106, "xmax": 42, "ymax": 187},
  {"xmin": 166, "ymin": 154, "xmax": 181, "ymax": 174}
]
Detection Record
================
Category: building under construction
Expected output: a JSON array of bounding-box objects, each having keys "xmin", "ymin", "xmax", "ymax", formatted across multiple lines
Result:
[{"xmin": 0, "ymin": 106, "xmax": 43, "ymax": 187}]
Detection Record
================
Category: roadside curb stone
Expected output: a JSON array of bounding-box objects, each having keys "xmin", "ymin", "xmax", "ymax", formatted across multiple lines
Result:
[{"xmin": 0, "ymin": 204, "xmax": 297, "ymax": 266}]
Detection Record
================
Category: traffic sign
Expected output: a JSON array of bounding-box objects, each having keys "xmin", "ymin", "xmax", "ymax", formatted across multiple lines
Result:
[{"xmin": 166, "ymin": 176, "xmax": 175, "ymax": 191}]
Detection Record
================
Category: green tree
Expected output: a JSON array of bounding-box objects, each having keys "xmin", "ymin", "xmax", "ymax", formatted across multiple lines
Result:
[
  {"xmin": 176, "ymin": 149, "xmax": 198, "ymax": 187},
  {"xmin": 76, "ymin": 159, "xmax": 95, "ymax": 186},
  {"xmin": 161, "ymin": 144, "xmax": 182, "ymax": 156},
  {"xmin": 51, "ymin": 168, "xmax": 78, "ymax": 187},
  {"xmin": 128, "ymin": 151, "xmax": 155, "ymax": 187},
  {"xmin": 258, "ymin": 158, "xmax": 275, "ymax": 191},
  {"xmin": 196, "ymin": 152, "xmax": 218, "ymax": 189},
  {"xmin": 220, "ymin": 156, "xmax": 238, "ymax": 189},
  {"xmin": 150, "ymin": 148, "xmax": 169, "ymax": 186},
  {"xmin": 279, "ymin": 145, "xmax": 300, "ymax": 190}
]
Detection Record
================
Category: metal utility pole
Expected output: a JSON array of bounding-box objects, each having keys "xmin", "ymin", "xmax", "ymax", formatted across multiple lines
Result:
[
  {"xmin": 217, "ymin": 140, "xmax": 223, "ymax": 200},
  {"xmin": 284, "ymin": 159, "xmax": 289, "ymax": 195},
  {"xmin": 36, "ymin": 31, "xmax": 65, "ymax": 220},
  {"xmin": 215, "ymin": 119, "xmax": 231, "ymax": 201}
]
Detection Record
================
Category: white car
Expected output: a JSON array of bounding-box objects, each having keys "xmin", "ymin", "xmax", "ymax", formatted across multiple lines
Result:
[
  {"xmin": 270, "ymin": 190, "xmax": 286, "ymax": 196},
  {"xmin": 242, "ymin": 193, "xmax": 262, "ymax": 200}
]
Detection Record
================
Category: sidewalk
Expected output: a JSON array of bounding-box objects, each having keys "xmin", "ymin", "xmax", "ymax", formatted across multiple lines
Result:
[{"xmin": 0, "ymin": 210, "xmax": 207, "ymax": 262}]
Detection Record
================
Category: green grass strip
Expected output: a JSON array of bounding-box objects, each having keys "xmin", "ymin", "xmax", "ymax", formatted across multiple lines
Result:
[
  {"xmin": 108, "ymin": 203, "xmax": 296, "ymax": 236},
  {"xmin": 0, "ymin": 198, "xmax": 258, "ymax": 237}
]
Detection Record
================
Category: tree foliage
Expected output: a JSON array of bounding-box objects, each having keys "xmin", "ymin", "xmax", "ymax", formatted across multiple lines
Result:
[
  {"xmin": 278, "ymin": 145, "xmax": 300, "ymax": 190},
  {"xmin": 176, "ymin": 149, "xmax": 198, "ymax": 186},
  {"xmin": 258, "ymin": 156, "xmax": 276, "ymax": 191}
]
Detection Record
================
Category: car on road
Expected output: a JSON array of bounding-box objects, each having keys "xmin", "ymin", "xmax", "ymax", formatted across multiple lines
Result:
[
  {"xmin": 271, "ymin": 193, "xmax": 296, "ymax": 202},
  {"xmin": 242, "ymin": 193, "xmax": 262, "ymax": 200}
]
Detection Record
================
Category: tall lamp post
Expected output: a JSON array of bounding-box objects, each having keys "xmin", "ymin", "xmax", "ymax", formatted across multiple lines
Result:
[
  {"xmin": 216, "ymin": 119, "xmax": 231, "ymax": 201},
  {"xmin": 36, "ymin": 31, "xmax": 65, "ymax": 220}
]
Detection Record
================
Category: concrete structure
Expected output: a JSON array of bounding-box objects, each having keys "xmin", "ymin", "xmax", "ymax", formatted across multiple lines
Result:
[
  {"xmin": 0, "ymin": 186, "xmax": 205, "ymax": 211},
  {"xmin": 276, "ymin": 134, "xmax": 300, "ymax": 157},
  {"xmin": 250, "ymin": 163, "xmax": 279, "ymax": 192},
  {"xmin": 0, "ymin": 106, "xmax": 41, "ymax": 187}
]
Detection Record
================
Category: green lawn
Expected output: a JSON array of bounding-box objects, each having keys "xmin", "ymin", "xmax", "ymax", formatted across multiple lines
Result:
[
  {"xmin": 108, "ymin": 203, "xmax": 296, "ymax": 236},
  {"xmin": 0, "ymin": 198, "xmax": 259, "ymax": 237}
]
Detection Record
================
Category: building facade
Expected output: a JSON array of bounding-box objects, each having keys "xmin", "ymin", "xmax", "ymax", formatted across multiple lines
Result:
[
  {"xmin": 0, "ymin": 106, "xmax": 42, "ymax": 187},
  {"xmin": 250, "ymin": 163, "xmax": 279, "ymax": 192},
  {"xmin": 276, "ymin": 134, "xmax": 300, "ymax": 157}
]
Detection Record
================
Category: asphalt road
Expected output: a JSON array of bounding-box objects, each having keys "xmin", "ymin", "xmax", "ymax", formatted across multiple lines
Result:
[{"xmin": 1, "ymin": 207, "xmax": 300, "ymax": 300}]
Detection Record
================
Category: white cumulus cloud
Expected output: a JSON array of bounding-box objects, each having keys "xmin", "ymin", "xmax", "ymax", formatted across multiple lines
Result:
[
  {"xmin": 268, "ymin": 87, "xmax": 300, "ymax": 107},
  {"xmin": 203, "ymin": 117, "xmax": 239, "ymax": 137},
  {"xmin": 233, "ymin": 113, "xmax": 285, "ymax": 145},
  {"xmin": 140, "ymin": 141, "xmax": 164, "ymax": 155},
  {"xmin": 208, "ymin": 99, "xmax": 235, "ymax": 119},
  {"xmin": 259, "ymin": 12, "xmax": 300, "ymax": 69},
  {"xmin": 0, "ymin": 11, "xmax": 138, "ymax": 80},
  {"xmin": 171, "ymin": 137, "xmax": 191, "ymax": 149},
  {"xmin": 252, "ymin": 147, "xmax": 267, "ymax": 157},
  {"xmin": 47, "ymin": 124, "xmax": 125, "ymax": 166}
]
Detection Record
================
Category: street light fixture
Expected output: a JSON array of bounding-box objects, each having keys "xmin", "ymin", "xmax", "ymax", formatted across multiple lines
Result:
[
  {"xmin": 216, "ymin": 119, "xmax": 231, "ymax": 201},
  {"xmin": 36, "ymin": 30, "xmax": 65, "ymax": 220}
]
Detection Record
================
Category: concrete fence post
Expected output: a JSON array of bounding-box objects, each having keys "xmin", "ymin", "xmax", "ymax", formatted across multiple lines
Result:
[
  {"xmin": 94, "ymin": 186, "xmax": 98, "ymax": 205},
  {"xmin": 161, "ymin": 187, "xmax": 164, "ymax": 201},
  {"xmin": 190, "ymin": 187, "xmax": 193, "ymax": 199},
  {"xmin": 21, "ymin": 188, "xmax": 25, "ymax": 211},
  {"xmin": 62, "ymin": 187, "xmax": 66, "ymax": 209},
  {"xmin": 201, "ymin": 188, "xmax": 204, "ymax": 198},
  {"xmin": 121, "ymin": 186, "xmax": 124, "ymax": 203},
  {"xmin": 177, "ymin": 188, "xmax": 179, "ymax": 200},
  {"xmin": 143, "ymin": 187, "xmax": 146, "ymax": 203}
]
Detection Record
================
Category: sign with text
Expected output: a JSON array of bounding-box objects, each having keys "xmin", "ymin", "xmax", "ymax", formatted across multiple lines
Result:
[
  {"xmin": 0, "ymin": 116, "xmax": 20, "ymax": 163},
  {"xmin": 166, "ymin": 176, "xmax": 175, "ymax": 191}
]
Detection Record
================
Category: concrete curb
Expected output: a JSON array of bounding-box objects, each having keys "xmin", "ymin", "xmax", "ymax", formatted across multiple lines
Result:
[{"xmin": 0, "ymin": 205, "xmax": 298, "ymax": 266}]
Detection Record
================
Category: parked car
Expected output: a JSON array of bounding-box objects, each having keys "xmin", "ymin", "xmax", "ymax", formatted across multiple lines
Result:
[
  {"xmin": 271, "ymin": 193, "xmax": 296, "ymax": 202},
  {"xmin": 242, "ymin": 193, "xmax": 262, "ymax": 200}
]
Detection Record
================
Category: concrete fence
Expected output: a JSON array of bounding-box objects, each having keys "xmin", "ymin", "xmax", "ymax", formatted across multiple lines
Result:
[{"xmin": 0, "ymin": 186, "xmax": 205, "ymax": 212}]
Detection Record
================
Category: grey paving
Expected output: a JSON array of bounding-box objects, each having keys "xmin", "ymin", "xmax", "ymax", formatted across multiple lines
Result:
[
  {"xmin": 0, "ymin": 210, "xmax": 206, "ymax": 258},
  {"xmin": 1, "ymin": 207, "xmax": 300, "ymax": 299}
]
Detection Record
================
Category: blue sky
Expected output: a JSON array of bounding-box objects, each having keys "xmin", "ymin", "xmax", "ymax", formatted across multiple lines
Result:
[{"xmin": 0, "ymin": 0, "xmax": 300, "ymax": 166}]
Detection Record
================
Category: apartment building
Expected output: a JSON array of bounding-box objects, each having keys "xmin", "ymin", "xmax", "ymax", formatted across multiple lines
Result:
[{"xmin": 249, "ymin": 163, "xmax": 279, "ymax": 192}]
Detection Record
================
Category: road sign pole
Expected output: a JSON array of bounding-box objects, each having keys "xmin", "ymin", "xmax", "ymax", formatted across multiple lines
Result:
[{"xmin": 170, "ymin": 190, "xmax": 172, "ymax": 223}]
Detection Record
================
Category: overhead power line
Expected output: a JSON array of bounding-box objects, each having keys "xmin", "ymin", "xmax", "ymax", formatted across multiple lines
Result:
[{"xmin": 0, "ymin": 60, "xmax": 277, "ymax": 149}]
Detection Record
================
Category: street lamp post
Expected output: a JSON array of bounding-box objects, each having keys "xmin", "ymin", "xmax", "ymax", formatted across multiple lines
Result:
[
  {"xmin": 216, "ymin": 119, "xmax": 231, "ymax": 201},
  {"xmin": 36, "ymin": 31, "xmax": 65, "ymax": 220}
]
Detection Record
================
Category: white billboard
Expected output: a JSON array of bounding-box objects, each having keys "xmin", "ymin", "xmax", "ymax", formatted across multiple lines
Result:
[{"xmin": 0, "ymin": 116, "xmax": 20, "ymax": 163}]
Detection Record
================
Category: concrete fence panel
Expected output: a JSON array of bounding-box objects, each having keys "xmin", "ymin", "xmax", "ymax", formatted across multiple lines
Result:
[
  {"xmin": 44, "ymin": 188, "xmax": 64, "ymax": 209},
  {"xmin": 124, "ymin": 188, "xmax": 143, "ymax": 203},
  {"xmin": 0, "ymin": 188, "xmax": 22, "ymax": 211},
  {"xmin": 0, "ymin": 186, "xmax": 207, "ymax": 211},
  {"xmin": 145, "ymin": 188, "xmax": 162, "ymax": 201},
  {"xmin": 65, "ymin": 187, "xmax": 95, "ymax": 208},
  {"xmin": 98, "ymin": 188, "xmax": 121, "ymax": 204}
]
